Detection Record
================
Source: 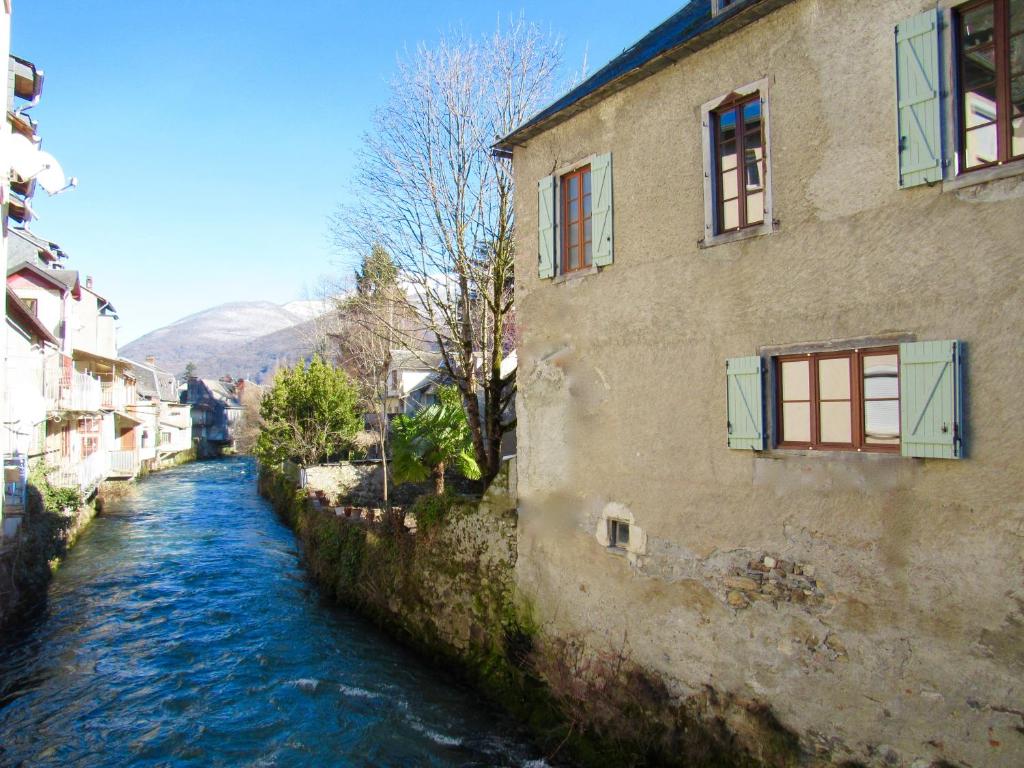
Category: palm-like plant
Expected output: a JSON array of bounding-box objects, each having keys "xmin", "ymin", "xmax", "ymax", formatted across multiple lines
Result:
[{"xmin": 391, "ymin": 386, "xmax": 481, "ymax": 495}]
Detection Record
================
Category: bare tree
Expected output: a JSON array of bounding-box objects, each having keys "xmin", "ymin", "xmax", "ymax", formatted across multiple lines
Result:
[
  {"xmin": 332, "ymin": 245, "xmax": 404, "ymax": 514},
  {"xmin": 234, "ymin": 380, "xmax": 267, "ymax": 455},
  {"xmin": 332, "ymin": 18, "xmax": 562, "ymax": 483}
]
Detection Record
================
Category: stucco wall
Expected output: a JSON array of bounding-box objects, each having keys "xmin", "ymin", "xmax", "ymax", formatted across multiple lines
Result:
[{"xmin": 511, "ymin": 1, "xmax": 1024, "ymax": 766}]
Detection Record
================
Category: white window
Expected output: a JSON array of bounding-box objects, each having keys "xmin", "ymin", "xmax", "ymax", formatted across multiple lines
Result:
[{"xmin": 712, "ymin": 0, "xmax": 747, "ymax": 17}]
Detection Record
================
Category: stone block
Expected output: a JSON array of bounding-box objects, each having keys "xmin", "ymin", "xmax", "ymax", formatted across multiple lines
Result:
[
  {"xmin": 724, "ymin": 576, "xmax": 759, "ymax": 591},
  {"xmin": 727, "ymin": 590, "xmax": 750, "ymax": 608}
]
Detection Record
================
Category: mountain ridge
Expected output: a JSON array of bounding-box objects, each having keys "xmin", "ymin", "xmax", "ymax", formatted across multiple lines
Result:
[{"xmin": 120, "ymin": 300, "xmax": 326, "ymax": 383}]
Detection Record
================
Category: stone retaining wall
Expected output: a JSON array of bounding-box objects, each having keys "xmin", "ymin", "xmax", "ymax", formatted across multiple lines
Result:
[{"xmin": 260, "ymin": 461, "xmax": 801, "ymax": 767}]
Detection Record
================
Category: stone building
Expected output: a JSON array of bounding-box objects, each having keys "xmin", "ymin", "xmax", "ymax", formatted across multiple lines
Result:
[{"xmin": 497, "ymin": 0, "xmax": 1023, "ymax": 765}]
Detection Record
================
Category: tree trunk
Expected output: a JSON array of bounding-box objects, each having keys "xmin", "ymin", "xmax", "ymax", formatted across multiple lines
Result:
[{"xmin": 433, "ymin": 461, "xmax": 445, "ymax": 496}]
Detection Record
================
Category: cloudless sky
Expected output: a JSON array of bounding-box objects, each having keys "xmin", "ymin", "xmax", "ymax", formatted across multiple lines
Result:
[{"xmin": 14, "ymin": 1, "xmax": 678, "ymax": 343}]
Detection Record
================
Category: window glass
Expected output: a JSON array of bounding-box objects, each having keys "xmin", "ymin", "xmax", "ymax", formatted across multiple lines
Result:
[
  {"xmin": 780, "ymin": 359, "xmax": 811, "ymax": 444},
  {"xmin": 713, "ymin": 95, "xmax": 763, "ymax": 232},
  {"xmin": 560, "ymin": 166, "xmax": 591, "ymax": 273},
  {"xmin": 958, "ymin": 0, "xmax": 1024, "ymax": 169},
  {"xmin": 722, "ymin": 199, "xmax": 739, "ymax": 230},
  {"xmin": 776, "ymin": 349, "xmax": 900, "ymax": 451},
  {"xmin": 818, "ymin": 357, "xmax": 850, "ymax": 400},
  {"xmin": 863, "ymin": 354, "xmax": 898, "ymax": 397},
  {"xmin": 781, "ymin": 360, "xmax": 809, "ymax": 400},
  {"xmin": 1011, "ymin": 33, "xmax": 1023, "ymax": 71},
  {"xmin": 962, "ymin": 4, "xmax": 995, "ymax": 47},
  {"xmin": 864, "ymin": 402, "xmax": 901, "ymax": 445},
  {"xmin": 746, "ymin": 192, "xmax": 764, "ymax": 225},
  {"xmin": 721, "ymin": 170, "xmax": 739, "ymax": 200},
  {"xmin": 609, "ymin": 519, "xmax": 630, "ymax": 548},
  {"xmin": 863, "ymin": 354, "xmax": 900, "ymax": 445},
  {"xmin": 966, "ymin": 123, "xmax": 999, "ymax": 166},
  {"xmin": 819, "ymin": 402, "xmax": 853, "ymax": 443},
  {"xmin": 782, "ymin": 403, "xmax": 811, "ymax": 443}
]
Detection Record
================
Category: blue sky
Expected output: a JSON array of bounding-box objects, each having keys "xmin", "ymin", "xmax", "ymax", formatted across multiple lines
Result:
[{"xmin": 14, "ymin": 1, "xmax": 677, "ymax": 343}]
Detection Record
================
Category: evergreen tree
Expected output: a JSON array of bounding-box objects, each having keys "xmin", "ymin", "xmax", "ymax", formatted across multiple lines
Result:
[{"xmin": 253, "ymin": 356, "xmax": 362, "ymax": 467}]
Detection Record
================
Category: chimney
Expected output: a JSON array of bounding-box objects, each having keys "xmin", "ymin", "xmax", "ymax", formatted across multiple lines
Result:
[
  {"xmin": 145, "ymin": 356, "xmax": 157, "ymax": 366},
  {"xmin": 86, "ymin": 276, "xmax": 93, "ymax": 289}
]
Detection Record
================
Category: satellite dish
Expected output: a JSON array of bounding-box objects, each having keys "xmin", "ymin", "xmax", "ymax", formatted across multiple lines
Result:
[
  {"xmin": 7, "ymin": 132, "xmax": 43, "ymax": 179},
  {"xmin": 34, "ymin": 150, "xmax": 66, "ymax": 194}
]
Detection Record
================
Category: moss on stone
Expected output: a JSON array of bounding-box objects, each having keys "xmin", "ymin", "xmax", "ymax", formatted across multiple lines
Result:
[{"xmin": 259, "ymin": 466, "xmax": 804, "ymax": 768}]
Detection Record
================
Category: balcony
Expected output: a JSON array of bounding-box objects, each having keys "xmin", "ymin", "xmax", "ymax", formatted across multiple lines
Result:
[
  {"xmin": 50, "ymin": 451, "xmax": 109, "ymax": 495},
  {"xmin": 102, "ymin": 382, "xmax": 128, "ymax": 411},
  {"xmin": 46, "ymin": 370, "xmax": 102, "ymax": 413},
  {"xmin": 108, "ymin": 450, "xmax": 139, "ymax": 479}
]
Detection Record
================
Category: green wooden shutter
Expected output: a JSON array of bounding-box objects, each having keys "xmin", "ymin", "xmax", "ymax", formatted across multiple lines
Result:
[
  {"xmin": 895, "ymin": 10, "xmax": 944, "ymax": 188},
  {"xmin": 538, "ymin": 175, "xmax": 556, "ymax": 279},
  {"xmin": 591, "ymin": 153, "xmax": 614, "ymax": 267},
  {"xmin": 727, "ymin": 356, "xmax": 765, "ymax": 451},
  {"xmin": 900, "ymin": 340, "xmax": 964, "ymax": 459}
]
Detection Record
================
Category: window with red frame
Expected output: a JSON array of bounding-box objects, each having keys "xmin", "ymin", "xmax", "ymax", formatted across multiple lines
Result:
[
  {"xmin": 713, "ymin": 94, "xmax": 765, "ymax": 233},
  {"xmin": 79, "ymin": 417, "xmax": 101, "ymax": 457},
  {"xmin": 560, "ymin": 165, "xmax": 592, "ymax": 273},
  {"xmin": 956, "ymin": 0, "xmax": 1024, "ymax": 171},
  {"xmin": 776, "ymin": 348, "xmax": 901, "ymax": 452}
]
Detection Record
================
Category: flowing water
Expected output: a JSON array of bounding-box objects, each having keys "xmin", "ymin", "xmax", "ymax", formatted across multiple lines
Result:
[{"xmin": 0, "ymin": 458, "xmax": 544, "ymax": 767}]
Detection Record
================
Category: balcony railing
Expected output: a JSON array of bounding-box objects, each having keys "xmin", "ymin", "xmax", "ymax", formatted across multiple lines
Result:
[
  {"xmin": 102, "ymin": 382, "xmax": 128, "ymax": 410},
  {"xmin": 46, "ymin": 370, "xmax": 102, "ymax": 412},
  {"xmin": 50, "ymin": 451, "xmax": 109, "ymax": 494},
  {"xmin": 109, "ymin": 450, "xmax": 139, "ymax": 478}
]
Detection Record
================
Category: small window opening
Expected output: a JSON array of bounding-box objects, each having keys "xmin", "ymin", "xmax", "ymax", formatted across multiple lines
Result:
[{"xmin": 608, "ymin": 519, "xmax": 630, "ymax": 550}]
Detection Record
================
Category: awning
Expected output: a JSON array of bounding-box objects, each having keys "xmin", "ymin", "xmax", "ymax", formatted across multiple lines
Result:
[
  {"xmin": 73, "ymin": 348, "xmax": 133, "ymax": 374},
  {"xmin": 10, "ymin": 56, "xmax": 44, "ymax": 103},
  {"xmin": 113, "ymin": 410, "xmax": 145, "ymax": 426}
]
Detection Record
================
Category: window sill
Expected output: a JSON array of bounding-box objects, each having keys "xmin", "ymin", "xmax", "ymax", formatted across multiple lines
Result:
[
  {"xmin": 943, "ymin": 159, "xmax": 1024, "ymax": 192},
  {"xmin": 759, "ymin": 447, "xmax": 905, "ymax": 462},
  {"xmin": 551, "ymin": 265, "xmax": 599, "ymax": 285},
  {"xmin": 699, "ymin": 220, "xmax": 777, "ymax": 249}
]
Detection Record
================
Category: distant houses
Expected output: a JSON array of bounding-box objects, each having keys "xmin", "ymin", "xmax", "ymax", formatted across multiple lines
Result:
[
  {"xmin": 2, "ymin": 227, "xmax": 196, "ymax": 539},
  {"xmin": 181, "ymin": 376, "xmax": 247, "ymax": 458},
  {"xmin": 0, "ymin": 36, "xmax": 193, "ymax": 540}
]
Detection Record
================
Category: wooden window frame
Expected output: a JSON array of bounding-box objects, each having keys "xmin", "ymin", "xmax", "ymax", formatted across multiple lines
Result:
[
  {"xmin": 775, "ymin": 347, "xmax": 901, "ymax": 453},
  {"xmin": 559, "ymin": 164, "xmax": 592, "ymax": 275},
  {"xmin": 954, "ymin": 0, "xmax": 1024, "ymax": 173},
  {"xmin": 700, "ymin": 78, "xmax": 774, "ymax": 248},
  {"xmin": 712, "ymin": 93, "xmax": 765, "ymax": 234}
]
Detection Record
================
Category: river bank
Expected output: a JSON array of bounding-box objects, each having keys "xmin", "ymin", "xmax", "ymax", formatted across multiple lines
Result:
[
  {"xmin": 260, "ymin": 463, "xmax": 798, "ymax": 768},
  {"xmin": 0, "ymin": 457, "xmax": 544, "ymax": 766},
  {"xmin": 0, "ymin": 490, "xmax": 98, "ymax": 634},
  {"xmin": 0, "ymin": 451, "xmax": 198, "ymax": 635}
]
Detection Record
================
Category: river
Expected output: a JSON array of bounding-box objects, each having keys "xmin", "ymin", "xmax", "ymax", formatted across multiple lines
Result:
[{"xmin": 0, "ymin": 458, "xmax": 544, "ymax": 767}]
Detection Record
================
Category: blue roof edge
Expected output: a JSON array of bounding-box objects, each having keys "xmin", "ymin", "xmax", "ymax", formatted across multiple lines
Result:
[{"xmin": 496, "ymin": 0, "xmax": 789, "ymax": 149}]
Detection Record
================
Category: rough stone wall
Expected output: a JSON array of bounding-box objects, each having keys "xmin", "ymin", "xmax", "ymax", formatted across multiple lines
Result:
[
  {"xmin": 302, "ymin": 462, "xmax": 478, "ymax": 507},
  {"xmin": 509, "ymin": 1, "xmax": 1024, "ymax": 766},
  {"xmin": 302, "ymin": 463, "xmax": 385, "ymax": 505},
  {"xmin": 262, "ymin": 462, "xmax": 523, "ymax": 674},
  {"xmin": 0, "ymin": 492, "xmax": 97, "ymax": 633}
]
